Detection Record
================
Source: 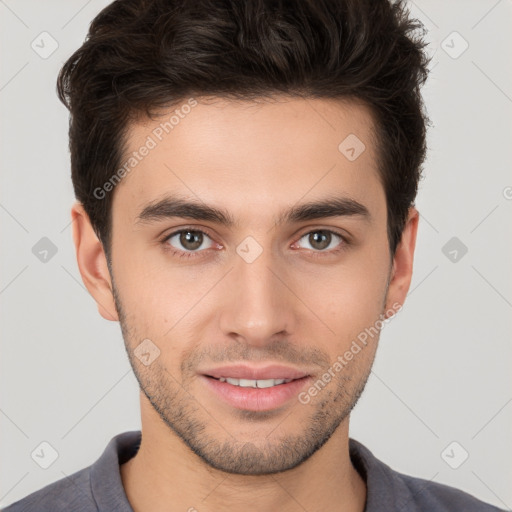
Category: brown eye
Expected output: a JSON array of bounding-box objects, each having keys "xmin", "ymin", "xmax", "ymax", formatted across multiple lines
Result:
[
  {"xmin": 297, "ymin": 230, "xmax": 345, "ymax": 252},
  {"xmin": 309, "ymin": 231, "xmax": 331, "ymax": 250},
  {"xmin": 164, "ymin": 229, "xmax": 213, "ymax": 253}
]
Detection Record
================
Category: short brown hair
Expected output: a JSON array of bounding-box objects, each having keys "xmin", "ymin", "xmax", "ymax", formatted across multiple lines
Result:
[{"xmin": 57, "ymin": 0, "xmax": 430, "ymax": 261}]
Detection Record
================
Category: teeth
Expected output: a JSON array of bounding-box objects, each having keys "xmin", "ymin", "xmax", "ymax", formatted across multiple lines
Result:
[{"xmin": 218, "ymin": 377, "xmax": 293, "ymax": 388}]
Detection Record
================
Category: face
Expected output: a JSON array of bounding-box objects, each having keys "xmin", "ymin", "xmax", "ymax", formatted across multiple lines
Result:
[{"xmin": 88, "ymin": 96, "xmax": 411, "ymax": 475}]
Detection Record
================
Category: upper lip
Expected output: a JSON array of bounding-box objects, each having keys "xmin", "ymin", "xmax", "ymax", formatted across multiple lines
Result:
[{"xmin": 200, "ymin": 364, "xmax": 310, "ymax": 380}]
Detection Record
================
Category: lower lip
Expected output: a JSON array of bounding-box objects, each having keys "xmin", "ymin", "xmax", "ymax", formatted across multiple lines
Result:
[{"xmin": 200, "ymin": 375, "xmax": 311, "ymax": 412}]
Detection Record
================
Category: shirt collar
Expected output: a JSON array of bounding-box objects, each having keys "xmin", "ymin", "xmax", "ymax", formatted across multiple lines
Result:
[{"xmin": 90, "ymin": 430, "xmax": 419, "ymax": 512}]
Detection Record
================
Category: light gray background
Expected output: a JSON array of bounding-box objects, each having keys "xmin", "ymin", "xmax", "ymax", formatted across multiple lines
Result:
[{"xmin": 1, "ymin": 0, "xmax": 511, "ymax": 509}]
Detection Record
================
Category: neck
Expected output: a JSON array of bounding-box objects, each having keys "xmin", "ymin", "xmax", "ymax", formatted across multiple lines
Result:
[{"xmin": 121, "ymin": 397, "xmax": 367, "ymax": 512}]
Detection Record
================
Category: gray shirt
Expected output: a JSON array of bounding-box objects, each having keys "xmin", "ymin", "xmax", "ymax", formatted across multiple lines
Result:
[{"xmin": 2, "ymin": 430, "xmax": 505, "ymax": 511}]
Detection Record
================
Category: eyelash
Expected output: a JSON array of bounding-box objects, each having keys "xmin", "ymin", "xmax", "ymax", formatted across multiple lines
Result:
[{"xmin": 160, "ymin": 227, "xmax": 350, "ymax": 260}]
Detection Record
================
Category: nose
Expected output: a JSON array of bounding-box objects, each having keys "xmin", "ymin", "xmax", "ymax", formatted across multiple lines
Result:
[{"xmin": 218, "ymin": 241, "xmax": 298, "ymax": 347}]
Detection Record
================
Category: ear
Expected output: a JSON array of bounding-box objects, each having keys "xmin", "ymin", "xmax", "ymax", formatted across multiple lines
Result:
[
  {"xmin": 384, "ymin": 206, "xmax": 419, "ymax": 317},
  {"xmin": 71, "ymin": 201, "xmax": 119, "ymax": 322}
]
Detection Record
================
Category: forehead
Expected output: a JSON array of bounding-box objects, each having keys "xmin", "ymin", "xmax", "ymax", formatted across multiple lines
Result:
[{"xmin": 112, "ymin": 96, "xmax": 385, "ymax": 225}]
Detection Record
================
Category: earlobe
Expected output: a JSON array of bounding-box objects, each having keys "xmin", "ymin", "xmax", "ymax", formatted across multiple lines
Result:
[
  {"xmin": 71, "ymin": 201, "xmax": 119, "ymax": 322},
  {"xmin": 385, "ymin": 207, "xmax": 419, "ymax": 315}
]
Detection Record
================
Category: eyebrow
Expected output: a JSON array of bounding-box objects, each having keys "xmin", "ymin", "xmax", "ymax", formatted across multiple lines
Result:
[{"xmin": 135, "ymin": 194, "xmax": 371, "ymax": 228}]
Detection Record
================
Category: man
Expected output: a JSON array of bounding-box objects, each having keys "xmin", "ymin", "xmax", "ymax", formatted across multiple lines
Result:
[{"xmin": 3, "ymin": 0, "xmax": 504, "ymax": 511}]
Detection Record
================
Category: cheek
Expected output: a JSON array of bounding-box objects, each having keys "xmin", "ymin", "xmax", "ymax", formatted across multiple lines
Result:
[
  {"xmin": 307, "ymin": 253, "xmax": 389, "ymax": 351},
  {"xmin": 113, "ymin": 254, "xmax": 219, "ymax": 355}
]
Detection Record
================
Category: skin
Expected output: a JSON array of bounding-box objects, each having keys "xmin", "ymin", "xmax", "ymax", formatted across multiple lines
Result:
[{"xmin": 72, "ymin": 96, "xmax": 419, "ymax": 512}]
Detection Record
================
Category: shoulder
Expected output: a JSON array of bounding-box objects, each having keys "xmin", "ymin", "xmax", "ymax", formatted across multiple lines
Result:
[
  {"xmin": 396, "ymin": 470, "xmax": 505, "ymax": 511},
  {"xmin": 1, "ymin": 430, "xmax": 140, "ymax": 512},
  {"xmin": 1, "ymin": 466, "xmax": 97, "ymax": 512},
  {"xmin": 349, "ymin": 438, "xmax": 505, "ymax": 512}
]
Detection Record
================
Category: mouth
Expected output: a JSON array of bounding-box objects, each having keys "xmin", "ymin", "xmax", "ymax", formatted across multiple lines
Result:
[
  {"xmin": 199, "ymin": 365, "xmax": 312, "ymax": 411},
  {"xmin": 200, "ymin": 363, "xmax": 310, "ymax": 381},
  {"xmin": 208, "ymin": 376, "xmax": 296, "ymax": 388}
]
